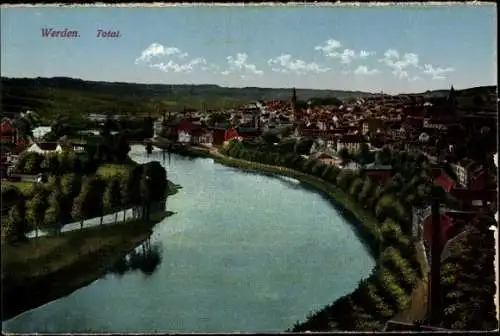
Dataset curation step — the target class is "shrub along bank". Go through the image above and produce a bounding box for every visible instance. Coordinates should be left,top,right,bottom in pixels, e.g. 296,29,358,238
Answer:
1,210,172,322
219,139,426,331
1,160,169,243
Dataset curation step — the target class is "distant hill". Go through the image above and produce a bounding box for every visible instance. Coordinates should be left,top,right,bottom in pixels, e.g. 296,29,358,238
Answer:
1,76,497,121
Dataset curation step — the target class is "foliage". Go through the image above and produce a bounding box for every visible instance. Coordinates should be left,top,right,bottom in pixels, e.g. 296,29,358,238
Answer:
223,139,425,332
2,199,28,242
440,215,498,330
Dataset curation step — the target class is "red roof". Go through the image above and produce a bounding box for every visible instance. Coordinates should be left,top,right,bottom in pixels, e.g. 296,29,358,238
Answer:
177,119,197,132
0,119,14,134
224,128,239,141
423,214,454,249
434,173,456,192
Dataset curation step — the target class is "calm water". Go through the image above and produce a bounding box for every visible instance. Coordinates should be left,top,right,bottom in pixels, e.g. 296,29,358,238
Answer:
3,146,375,333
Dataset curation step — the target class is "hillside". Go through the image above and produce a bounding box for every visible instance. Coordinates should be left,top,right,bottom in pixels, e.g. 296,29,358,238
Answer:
0,77,376,121
1,77,497,121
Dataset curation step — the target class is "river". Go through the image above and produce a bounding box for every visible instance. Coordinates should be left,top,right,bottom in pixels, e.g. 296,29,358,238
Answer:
3,145,375,333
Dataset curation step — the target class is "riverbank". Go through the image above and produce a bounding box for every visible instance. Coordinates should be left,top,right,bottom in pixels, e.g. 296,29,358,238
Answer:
154,142,430,329
1,211,172,322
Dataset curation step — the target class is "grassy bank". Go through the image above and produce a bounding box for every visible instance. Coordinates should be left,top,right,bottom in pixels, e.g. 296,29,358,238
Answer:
178,145,430,329
1,211,172,322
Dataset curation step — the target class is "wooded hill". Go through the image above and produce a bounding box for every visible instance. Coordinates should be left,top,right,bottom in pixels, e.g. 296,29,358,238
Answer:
1,76,496,121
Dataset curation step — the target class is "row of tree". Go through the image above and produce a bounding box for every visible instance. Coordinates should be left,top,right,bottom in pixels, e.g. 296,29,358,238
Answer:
440,214,497,330
221,139,425,331
1,161,168,243
14,134,131,175
223,138,497,331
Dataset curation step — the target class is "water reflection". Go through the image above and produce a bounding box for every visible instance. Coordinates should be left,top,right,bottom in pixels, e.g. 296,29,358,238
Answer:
109,238,163,277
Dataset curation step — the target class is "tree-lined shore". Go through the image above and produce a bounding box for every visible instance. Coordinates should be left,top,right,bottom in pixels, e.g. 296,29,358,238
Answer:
175,138,496,332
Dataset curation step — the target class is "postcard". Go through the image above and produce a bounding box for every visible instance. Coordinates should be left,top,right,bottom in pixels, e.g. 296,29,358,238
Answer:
1,3,498,333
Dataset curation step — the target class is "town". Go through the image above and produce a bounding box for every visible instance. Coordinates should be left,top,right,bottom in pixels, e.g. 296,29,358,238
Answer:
1,81,497,331
1,3,497,334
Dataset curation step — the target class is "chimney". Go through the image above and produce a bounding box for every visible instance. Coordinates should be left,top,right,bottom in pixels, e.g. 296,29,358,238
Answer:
429,197,443,326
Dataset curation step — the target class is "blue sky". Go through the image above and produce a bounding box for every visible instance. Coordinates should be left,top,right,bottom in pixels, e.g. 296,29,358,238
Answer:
1,4,497,94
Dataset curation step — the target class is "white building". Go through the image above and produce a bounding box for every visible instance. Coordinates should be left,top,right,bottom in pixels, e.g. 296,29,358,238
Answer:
26,142,63,154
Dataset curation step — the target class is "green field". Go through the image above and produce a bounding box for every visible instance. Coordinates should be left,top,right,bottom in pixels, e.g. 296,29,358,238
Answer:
96,163,133,178
1,180,35,194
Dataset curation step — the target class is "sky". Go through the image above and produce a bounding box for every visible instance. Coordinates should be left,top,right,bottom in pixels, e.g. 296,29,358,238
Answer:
0,4,497,94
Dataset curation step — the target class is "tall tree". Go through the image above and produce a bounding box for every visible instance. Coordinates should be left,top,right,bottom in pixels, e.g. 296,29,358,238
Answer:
26,189,48,238
103,176,123,224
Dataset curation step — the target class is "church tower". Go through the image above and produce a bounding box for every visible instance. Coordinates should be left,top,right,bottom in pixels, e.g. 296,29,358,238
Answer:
447,85,459,119
291,87,298,121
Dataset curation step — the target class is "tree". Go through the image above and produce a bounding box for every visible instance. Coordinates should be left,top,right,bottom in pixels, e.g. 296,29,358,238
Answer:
44,186,66,233
103,176,123,224
41,153,60,174
375,147,392,165
357,143,371,165
18,152,44,174
26,189,49,238
121,164,143,220
58,150,72,172
72,178,99,229
114,134,131,162
140,161,167,219
338,148,350,165
1,185,23,210
261,132,280,145
349,178,364,198
87,176,106,225
294,138,314,155
13,116,34,139
358,177,374,203
3,199,28,242
62,173,82,199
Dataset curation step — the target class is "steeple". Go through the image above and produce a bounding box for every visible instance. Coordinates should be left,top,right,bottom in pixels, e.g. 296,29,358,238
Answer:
447,85,457,105
291,87,298,122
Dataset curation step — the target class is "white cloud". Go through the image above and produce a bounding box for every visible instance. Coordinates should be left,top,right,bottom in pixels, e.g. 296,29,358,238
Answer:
315,39,376,64
379,49,421,80
149,57,207,74
354,65,380,76
267,54,330,75
135,43,188,64
359,50,376,58
222,53,264,77
314,39,342,55
422,64,455,80
135,43,213,74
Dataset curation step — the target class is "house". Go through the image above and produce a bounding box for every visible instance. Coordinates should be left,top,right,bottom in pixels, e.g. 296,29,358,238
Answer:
153,118,164,138
336,134,367,154
212,127,239,146
162,117,200,143
0,118,16,143
434,170,456,192
25,142,63,154
423,213,454,250
450,158,478,187
190,127,213,145
361,118,384,134
363,163,394,183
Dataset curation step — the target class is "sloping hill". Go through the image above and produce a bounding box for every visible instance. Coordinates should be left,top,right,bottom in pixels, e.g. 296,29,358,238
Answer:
0,77,375,120
1,77,496,121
